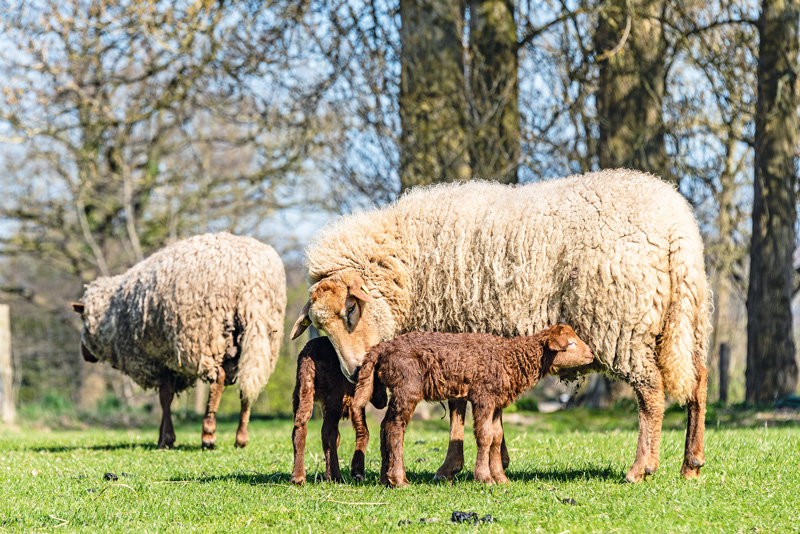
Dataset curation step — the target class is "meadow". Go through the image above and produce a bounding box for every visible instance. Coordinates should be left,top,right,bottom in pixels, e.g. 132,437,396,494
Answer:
0,405,798,533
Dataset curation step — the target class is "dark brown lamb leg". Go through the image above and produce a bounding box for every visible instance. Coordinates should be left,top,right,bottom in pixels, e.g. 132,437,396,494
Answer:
489,408,509,484
202,367,226,450
157,382,176,449
681,360,707,479
380,393,417,488
321,403,345,483
349,407,370,482
434,399,467,481
471,401,495,484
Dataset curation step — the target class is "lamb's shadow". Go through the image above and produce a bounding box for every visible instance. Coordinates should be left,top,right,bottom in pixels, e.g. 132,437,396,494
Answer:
401,465,623,484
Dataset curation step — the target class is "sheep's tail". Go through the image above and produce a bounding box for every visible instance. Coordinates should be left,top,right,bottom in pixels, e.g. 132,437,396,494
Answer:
237,314,280,405
656,223,711,403
352,349,380,413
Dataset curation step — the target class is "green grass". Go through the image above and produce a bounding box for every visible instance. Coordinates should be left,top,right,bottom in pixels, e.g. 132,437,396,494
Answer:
0,409,798,533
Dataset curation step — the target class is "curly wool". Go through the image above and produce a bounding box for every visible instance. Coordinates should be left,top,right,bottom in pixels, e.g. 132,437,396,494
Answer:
80,232,287,403
306,169,710,401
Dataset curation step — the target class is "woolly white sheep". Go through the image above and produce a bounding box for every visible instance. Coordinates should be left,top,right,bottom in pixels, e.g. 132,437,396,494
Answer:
72,232,286,449
291,169,710,483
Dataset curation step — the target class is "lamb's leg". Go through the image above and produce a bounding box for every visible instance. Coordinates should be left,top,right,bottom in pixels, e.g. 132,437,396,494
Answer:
202,367,226,450
471,401,495,484
434,399,466,481
489,408,508,484
321,404,344,483
157,382,176,449
349,407,369,482
235,392,251,448
381,394,416,488
627,370,665,483
681,360,707,479
291,397,313,485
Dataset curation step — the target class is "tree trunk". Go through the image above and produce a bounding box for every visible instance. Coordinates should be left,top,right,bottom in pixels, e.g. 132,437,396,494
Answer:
0,304,15,426
468,0,519,184
746,0,800,404
595,0,670,182
399,0,470,192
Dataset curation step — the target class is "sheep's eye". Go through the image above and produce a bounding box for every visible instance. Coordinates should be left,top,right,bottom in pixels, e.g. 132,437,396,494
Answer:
346,302,356,315
568,341,576,347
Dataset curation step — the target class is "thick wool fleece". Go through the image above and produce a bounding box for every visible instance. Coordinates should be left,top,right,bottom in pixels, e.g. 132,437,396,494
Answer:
306,170,710,401
80,232,286,403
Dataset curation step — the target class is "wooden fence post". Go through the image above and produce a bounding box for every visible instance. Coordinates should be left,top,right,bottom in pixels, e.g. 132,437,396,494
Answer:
719,342,730,406
0,304,15,426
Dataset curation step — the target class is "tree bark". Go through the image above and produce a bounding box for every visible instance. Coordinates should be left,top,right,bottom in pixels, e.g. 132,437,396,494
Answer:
595,0,670,182
399,0,470,192
746,0,800,403
468,0,519,184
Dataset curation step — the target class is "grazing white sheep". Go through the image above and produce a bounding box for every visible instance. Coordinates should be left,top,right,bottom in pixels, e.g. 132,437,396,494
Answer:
73,232,286,449
291,169,710,483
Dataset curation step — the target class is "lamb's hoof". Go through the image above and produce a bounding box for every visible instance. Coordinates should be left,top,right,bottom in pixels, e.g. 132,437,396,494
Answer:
234,440,247,449
433,466,461,482
351,473,365,483
645,465,658,476
501,459,510,469
492,475,509,485
291,476,306,486
202,439,216,450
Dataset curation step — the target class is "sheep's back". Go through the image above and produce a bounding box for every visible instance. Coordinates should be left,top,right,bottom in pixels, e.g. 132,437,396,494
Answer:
393,170,704,384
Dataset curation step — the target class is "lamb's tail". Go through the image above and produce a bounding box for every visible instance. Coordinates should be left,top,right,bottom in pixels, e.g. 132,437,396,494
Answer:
656,223,711,402
352,350,380,412
236,312,280,405
293,352,315,423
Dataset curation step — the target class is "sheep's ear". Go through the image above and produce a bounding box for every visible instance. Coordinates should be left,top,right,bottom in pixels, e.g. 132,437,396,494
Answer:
71,302,85,314
290,300,312,340
349,275,372,303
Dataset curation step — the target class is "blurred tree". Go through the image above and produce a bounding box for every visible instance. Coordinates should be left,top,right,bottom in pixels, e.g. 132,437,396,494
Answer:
746,0,799,403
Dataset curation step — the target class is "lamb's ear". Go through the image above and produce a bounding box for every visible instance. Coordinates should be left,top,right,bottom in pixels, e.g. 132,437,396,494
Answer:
349,275,372,303
546,334,569,352
71,302,85,314
290,300,312,340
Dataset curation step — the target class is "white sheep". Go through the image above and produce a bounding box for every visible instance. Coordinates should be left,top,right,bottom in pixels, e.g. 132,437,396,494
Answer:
72,232,286,449
291,169,710,483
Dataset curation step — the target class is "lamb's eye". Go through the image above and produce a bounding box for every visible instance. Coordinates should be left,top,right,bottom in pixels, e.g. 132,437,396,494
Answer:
568,341,576,347
346,302,356,314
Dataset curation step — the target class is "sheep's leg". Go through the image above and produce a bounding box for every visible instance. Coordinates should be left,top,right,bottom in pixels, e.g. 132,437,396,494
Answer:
434,399,467,481
681,361,707,479
489,408,508,484
321,404,344,483
380,394,416,488
202,368,226,450
157,382,176,449
235,392,251,448
349,407,369,482
471,401,495,484
500,413,510,469
627,372,665,483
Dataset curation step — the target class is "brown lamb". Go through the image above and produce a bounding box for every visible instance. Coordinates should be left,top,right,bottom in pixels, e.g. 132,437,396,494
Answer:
352,325,593,488
291,336,388,484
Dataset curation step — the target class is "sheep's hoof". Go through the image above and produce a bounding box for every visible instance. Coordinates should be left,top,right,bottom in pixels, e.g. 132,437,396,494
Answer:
351,473,365,483
202,438,216,450
624,470,644,483
291,475,306,486
234,440,247,449
680,458,704,479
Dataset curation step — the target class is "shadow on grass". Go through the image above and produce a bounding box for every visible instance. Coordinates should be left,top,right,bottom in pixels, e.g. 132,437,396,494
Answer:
187,464,624,488
25,442,208,453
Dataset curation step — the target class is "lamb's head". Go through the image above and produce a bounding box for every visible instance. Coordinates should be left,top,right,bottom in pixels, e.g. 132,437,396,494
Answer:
541,324,594,374
71,277,118,364
291,271,395,382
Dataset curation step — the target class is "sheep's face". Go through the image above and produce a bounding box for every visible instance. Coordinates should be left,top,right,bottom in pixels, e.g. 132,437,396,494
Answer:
71,277,117,364
291,272,393,382
543,325,594,374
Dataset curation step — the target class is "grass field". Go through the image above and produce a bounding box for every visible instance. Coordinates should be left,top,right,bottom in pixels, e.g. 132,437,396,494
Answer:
1,406,798,533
